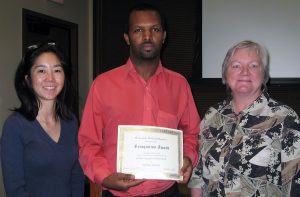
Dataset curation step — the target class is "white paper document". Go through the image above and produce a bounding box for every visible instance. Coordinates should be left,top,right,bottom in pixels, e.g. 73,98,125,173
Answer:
117,125,183,180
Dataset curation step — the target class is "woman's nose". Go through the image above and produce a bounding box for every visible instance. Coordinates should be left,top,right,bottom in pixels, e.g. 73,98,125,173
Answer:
240,66,250,75
45,72,54,81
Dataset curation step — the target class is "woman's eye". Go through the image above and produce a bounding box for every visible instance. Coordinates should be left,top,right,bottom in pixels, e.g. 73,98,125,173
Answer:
249,64,258,69
54,68,63,73
37,69,46,73
231,64,240,69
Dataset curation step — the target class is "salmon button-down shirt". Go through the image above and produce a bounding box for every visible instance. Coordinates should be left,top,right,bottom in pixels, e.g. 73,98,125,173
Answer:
78,58,200,196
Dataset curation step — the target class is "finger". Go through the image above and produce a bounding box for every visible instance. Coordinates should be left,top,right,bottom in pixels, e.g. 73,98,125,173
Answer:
180,165,193,184
125,179,145,187
122,173,135,181
180,157,192,175
115,173,135,181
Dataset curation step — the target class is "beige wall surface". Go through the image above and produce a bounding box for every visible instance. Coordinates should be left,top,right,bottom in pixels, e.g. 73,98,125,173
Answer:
0,0,93,196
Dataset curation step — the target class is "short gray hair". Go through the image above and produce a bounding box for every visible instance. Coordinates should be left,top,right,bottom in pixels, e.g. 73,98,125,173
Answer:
221,40,270,89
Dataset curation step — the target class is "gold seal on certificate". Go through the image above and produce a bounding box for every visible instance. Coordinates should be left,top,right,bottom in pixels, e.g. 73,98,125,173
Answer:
117,125,183,181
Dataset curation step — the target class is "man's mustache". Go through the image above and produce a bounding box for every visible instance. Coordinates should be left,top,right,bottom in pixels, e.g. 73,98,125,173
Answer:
142,41,153,45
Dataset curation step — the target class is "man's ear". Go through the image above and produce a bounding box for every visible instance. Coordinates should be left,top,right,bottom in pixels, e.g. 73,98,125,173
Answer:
124,33,130,45
162,31,166,44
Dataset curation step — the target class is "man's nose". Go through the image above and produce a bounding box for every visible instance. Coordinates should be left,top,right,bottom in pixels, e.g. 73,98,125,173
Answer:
143,30,152,41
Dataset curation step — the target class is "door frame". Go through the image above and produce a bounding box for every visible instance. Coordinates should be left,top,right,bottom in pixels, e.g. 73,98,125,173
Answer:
22,9,79,117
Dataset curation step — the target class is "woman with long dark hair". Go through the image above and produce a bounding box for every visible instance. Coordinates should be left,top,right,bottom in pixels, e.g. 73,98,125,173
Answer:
1,43,84,197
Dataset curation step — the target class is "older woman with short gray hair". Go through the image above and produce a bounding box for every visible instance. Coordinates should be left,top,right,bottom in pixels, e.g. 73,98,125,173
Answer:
189,40,300,196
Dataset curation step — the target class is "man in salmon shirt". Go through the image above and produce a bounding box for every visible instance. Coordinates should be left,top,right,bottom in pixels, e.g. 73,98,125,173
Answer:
78,3,200,196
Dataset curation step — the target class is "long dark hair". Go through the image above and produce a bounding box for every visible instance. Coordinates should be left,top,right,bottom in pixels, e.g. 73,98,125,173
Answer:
14,43,75,121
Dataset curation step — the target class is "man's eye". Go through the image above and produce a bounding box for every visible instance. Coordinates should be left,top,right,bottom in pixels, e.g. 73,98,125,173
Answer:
133,29,143,33
152,27,161,32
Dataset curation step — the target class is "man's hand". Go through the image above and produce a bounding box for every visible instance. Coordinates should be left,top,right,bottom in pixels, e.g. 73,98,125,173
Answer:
177,156,193,184
102,173,145,191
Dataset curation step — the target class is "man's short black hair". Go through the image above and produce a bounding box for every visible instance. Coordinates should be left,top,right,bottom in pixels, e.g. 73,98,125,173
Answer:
124,3,166,33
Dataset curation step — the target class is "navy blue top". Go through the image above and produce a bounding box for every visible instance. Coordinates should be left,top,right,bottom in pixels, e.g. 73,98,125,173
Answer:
1,112,85,197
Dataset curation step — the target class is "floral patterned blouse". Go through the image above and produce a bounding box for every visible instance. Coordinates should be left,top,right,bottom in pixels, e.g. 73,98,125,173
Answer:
189,91,300,197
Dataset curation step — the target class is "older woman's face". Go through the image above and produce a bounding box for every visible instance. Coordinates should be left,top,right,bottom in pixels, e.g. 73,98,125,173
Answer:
226,47,264,97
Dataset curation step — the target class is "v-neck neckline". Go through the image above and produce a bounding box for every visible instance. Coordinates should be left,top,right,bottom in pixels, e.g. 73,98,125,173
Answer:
35,119,63,144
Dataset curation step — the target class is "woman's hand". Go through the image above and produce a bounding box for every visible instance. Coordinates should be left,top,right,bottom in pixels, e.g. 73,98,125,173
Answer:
191,188,203,197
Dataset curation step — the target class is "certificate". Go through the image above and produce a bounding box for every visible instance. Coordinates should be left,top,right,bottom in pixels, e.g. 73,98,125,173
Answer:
117,125,183,181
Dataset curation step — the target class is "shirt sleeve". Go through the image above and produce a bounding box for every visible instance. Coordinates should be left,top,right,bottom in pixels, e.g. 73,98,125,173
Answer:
78,81,111,185
189,120,206,189
71,159,85,197
71,117,85,197
188,109,212,189
1,116,30,197
281,113,300,196
188,161,203,189
178,82,201,166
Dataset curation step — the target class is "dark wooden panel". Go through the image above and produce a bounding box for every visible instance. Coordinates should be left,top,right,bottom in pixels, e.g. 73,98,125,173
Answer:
191,83,226,117
268,84,300,115
93,0,197,79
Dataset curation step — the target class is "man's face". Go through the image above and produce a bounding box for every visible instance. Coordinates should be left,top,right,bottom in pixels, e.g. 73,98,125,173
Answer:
124,10,166,61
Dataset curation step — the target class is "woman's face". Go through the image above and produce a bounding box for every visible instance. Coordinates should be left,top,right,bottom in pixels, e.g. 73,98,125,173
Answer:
29,52,65,104
226,47,264,98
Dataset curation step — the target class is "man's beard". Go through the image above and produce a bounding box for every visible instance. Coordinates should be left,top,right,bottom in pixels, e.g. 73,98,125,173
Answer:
139,50,160,60
133,44,161,61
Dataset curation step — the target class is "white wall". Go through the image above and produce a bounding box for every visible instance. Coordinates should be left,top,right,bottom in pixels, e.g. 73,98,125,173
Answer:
0,0,93,196
203,0,300,79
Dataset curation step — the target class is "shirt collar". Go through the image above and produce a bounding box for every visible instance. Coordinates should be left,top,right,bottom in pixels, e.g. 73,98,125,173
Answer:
227,90,270,116
124,58,164,80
